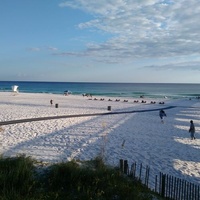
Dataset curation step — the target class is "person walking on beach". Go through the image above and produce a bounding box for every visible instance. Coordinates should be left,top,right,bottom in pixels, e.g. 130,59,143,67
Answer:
159,109,166,123
189,120,195,140
50,99,53,106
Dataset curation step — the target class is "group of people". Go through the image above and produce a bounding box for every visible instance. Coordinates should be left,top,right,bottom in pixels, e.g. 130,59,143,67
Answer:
159,109,196,140
49,99,196,140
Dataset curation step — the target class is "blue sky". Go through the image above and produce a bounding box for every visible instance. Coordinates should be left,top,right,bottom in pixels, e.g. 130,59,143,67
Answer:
1,0,200,83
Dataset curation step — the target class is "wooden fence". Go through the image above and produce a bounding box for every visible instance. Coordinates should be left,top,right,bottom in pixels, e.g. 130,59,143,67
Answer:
119,159,200,200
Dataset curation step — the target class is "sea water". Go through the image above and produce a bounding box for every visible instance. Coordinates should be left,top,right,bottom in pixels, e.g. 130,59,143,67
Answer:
0,81,200,99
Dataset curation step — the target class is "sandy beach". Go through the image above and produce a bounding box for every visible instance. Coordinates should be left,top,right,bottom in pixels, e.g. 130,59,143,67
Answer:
0,92,200,187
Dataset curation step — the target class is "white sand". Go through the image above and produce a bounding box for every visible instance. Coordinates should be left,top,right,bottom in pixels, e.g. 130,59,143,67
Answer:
0,92,200,187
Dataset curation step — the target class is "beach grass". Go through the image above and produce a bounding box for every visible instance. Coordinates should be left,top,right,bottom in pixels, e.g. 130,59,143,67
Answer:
0,155,165,200
0,155,35,199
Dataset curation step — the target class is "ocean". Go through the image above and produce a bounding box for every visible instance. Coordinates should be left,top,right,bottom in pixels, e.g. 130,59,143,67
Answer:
0,81,200,99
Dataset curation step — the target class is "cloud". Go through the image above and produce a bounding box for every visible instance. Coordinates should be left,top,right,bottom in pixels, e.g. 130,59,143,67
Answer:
27,47,41,52
143,61,200,71
27,46,58,52
59,0,200,64
47,46,58,51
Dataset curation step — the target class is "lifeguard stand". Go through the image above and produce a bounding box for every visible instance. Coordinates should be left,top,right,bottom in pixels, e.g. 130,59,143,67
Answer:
11,85,19,95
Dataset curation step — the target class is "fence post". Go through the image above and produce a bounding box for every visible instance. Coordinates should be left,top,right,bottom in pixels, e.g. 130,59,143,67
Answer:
124,160,128,175
130,162,136,178
170,175,173,199
155,175,158,192
161,173,166,198
165,174,168,198
139,163,142,181
120,159,124,173
173,177,177,199
145,166,150,187
178,178,181,200
184,180,187,200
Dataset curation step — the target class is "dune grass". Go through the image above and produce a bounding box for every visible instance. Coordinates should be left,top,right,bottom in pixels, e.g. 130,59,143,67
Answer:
0,155,164,200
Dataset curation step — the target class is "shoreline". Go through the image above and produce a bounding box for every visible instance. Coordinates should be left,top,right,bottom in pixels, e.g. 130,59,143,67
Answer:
1,81,200,99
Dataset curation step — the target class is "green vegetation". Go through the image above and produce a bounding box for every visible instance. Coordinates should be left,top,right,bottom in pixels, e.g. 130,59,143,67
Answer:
0,155,164,200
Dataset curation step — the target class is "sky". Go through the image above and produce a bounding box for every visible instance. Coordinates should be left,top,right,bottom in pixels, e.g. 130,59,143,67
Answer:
1,0,200,83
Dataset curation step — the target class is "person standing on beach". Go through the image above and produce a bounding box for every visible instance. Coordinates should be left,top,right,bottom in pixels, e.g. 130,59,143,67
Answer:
159,109,166,123
189,120,195,140
50,99,53,106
